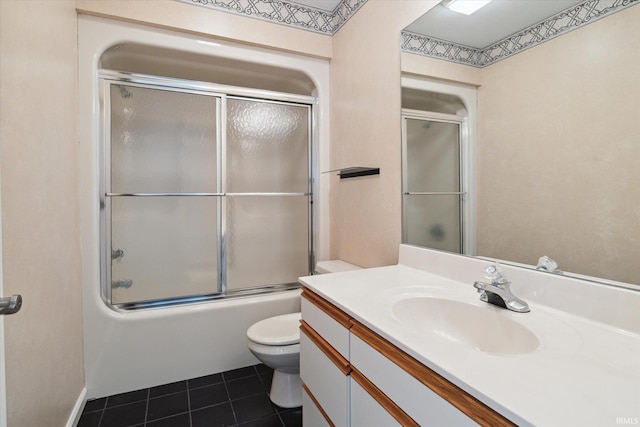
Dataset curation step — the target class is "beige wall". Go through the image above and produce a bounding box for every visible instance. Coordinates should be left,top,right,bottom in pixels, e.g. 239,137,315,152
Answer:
477,5,640,284
329,1,437,267
401,51,481,87
0,1,84,426
75,0,332,59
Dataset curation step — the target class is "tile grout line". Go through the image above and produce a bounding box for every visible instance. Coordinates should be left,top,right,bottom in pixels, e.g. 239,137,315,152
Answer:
83,365,298,427
186,381,193,427
143,388,150,426
221,372,239,426
97,397,107,427
253,365,287,426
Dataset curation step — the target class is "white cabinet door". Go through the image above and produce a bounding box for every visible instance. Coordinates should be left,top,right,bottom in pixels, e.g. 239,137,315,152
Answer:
350,334,477,426
302,387,332,427
300,332,350,427
350,379,401,427
301,294,350,358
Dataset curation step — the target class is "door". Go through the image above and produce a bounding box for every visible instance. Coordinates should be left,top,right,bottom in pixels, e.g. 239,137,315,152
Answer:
0,154,22,427
1,154,6,427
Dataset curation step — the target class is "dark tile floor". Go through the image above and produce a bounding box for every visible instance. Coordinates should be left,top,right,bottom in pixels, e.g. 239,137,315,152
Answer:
78,364,302,427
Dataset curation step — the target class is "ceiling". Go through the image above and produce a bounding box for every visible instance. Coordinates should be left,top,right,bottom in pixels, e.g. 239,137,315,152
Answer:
404,0,584,49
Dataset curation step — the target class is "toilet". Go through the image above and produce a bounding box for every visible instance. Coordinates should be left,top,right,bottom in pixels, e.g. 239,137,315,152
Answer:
246,260,362,408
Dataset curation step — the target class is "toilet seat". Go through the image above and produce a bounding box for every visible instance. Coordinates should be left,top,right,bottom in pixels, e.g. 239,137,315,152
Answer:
247,312,301,346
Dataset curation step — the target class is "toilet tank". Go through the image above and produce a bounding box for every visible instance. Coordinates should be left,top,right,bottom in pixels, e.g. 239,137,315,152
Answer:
314,260,362,274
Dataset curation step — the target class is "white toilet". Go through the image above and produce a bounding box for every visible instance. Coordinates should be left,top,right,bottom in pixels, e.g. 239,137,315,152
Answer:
246,260,362,408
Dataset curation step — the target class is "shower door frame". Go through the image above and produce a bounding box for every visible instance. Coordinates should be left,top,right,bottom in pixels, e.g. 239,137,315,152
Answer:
401,108,470,254
99,70,315,309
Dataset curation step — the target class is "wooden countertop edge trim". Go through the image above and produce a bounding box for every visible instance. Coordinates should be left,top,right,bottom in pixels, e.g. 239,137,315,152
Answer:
350,320,516,427
301,288,351,328
300,320,351,375
302,383,335,427
350,367,420,427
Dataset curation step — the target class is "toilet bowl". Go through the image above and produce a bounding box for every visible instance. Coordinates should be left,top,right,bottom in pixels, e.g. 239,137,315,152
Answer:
247,260,362,408
247,312,302,408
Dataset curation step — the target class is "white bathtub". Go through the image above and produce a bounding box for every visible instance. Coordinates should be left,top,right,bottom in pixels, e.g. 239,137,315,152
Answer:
83,289,301,398
78,16,329,399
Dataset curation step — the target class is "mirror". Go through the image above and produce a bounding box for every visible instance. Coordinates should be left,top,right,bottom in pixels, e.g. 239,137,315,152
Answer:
401,0,640,288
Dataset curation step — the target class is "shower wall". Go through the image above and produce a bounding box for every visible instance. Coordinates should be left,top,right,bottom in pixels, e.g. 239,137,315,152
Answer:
79,16,330,398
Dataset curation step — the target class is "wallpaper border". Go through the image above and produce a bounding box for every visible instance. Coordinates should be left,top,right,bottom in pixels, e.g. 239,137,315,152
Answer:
401,0,639,68
176,0,367,35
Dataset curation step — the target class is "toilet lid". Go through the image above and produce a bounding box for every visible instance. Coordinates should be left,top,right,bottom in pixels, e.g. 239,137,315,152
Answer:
247,312,301,346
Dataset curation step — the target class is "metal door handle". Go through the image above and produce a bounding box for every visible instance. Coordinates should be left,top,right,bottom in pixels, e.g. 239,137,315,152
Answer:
0,294,22,315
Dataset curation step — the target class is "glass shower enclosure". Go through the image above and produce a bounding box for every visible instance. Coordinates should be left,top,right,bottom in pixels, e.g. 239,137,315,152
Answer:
102,73,313,308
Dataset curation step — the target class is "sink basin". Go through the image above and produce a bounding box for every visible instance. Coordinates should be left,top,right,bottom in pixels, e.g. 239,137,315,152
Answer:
392,297,539,355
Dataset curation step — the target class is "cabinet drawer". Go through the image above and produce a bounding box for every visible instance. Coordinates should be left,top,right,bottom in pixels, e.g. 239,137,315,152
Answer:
300,331,349,427
302,385,332,427
350,331,477,426
301,289,350,359
350,374,403,427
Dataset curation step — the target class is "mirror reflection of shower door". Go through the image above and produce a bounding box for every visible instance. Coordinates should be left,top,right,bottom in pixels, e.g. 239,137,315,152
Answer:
402,113,464,253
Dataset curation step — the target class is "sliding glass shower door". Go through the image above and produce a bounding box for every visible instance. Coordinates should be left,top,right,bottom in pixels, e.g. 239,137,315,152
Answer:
108,84,221,305
225,98,311,292
103,78,312,308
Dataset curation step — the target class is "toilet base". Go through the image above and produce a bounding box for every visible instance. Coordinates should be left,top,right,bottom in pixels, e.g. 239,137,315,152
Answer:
269,370,302,408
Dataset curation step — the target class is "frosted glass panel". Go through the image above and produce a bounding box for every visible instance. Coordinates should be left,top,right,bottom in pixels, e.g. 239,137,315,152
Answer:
403,195,461,253
226,196,309,291
110,84,218,193
227,98,309,193
406,119,460,193
110,197,219,305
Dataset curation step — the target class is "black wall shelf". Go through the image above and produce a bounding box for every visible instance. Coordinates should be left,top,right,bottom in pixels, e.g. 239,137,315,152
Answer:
323,167,380,180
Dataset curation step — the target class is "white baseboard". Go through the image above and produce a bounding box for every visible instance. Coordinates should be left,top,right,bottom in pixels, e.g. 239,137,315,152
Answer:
66,387,87,427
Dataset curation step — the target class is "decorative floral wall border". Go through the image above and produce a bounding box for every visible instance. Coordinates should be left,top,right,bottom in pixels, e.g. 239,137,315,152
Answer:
176,0,367,35
401,0,639,68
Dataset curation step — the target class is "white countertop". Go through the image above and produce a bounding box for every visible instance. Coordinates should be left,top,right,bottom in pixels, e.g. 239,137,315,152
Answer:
299,251,640,426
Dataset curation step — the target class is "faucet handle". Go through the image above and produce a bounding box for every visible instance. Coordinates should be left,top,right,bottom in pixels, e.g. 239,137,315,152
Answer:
536,255,562,274
485,263,508,284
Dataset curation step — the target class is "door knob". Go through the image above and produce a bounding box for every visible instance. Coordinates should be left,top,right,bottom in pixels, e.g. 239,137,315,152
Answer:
0,294,22,315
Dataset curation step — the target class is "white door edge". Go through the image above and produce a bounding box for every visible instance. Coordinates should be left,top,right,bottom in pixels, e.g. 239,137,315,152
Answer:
0,145,7,427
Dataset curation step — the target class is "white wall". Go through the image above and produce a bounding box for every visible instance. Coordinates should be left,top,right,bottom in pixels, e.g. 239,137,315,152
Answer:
78,16,331,398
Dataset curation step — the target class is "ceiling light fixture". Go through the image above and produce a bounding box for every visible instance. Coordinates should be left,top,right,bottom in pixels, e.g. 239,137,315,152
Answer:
442,0,492,15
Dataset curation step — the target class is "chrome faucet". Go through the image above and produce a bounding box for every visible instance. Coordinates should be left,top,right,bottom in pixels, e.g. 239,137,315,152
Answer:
473,263,530,313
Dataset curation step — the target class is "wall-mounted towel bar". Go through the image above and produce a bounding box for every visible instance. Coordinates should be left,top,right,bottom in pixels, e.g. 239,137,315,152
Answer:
322,167,380,179
403,192,466,196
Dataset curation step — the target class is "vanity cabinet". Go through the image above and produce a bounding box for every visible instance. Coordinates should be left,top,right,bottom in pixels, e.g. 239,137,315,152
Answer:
301,288,516,427
349,376,402,427
350,324,476,426
300,289,351,426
